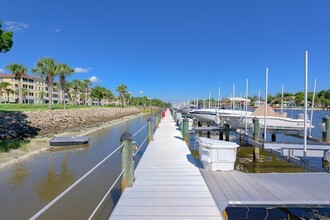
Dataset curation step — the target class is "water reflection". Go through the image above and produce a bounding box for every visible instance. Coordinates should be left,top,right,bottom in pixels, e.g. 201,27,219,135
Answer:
35,153,75,202
8,163,29,189
235,146,306,173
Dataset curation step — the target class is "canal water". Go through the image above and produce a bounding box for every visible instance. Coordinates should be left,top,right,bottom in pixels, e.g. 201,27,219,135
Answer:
0,114,154,220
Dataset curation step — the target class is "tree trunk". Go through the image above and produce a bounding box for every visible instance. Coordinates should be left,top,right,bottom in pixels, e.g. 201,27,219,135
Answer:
48,83,53,110
18,79,23,104
63,89,66,109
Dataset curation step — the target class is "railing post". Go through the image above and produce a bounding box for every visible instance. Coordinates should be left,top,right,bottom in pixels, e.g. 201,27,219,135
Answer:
322,115,330,143
148,117,154,142
183,116,189,145
120,131,134,191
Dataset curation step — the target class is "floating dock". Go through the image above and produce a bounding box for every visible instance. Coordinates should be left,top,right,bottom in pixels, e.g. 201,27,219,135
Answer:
49,136,89,146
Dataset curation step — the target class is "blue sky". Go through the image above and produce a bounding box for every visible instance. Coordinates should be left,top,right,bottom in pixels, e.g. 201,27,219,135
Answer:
1,0,330,102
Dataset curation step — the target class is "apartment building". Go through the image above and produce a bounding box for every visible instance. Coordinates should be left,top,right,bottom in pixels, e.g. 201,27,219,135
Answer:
0,73,65,104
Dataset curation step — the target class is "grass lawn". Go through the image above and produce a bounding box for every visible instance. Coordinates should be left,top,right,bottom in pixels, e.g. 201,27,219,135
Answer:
0,103,116,112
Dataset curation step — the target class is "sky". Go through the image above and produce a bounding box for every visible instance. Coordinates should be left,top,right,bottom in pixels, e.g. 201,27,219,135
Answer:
1,0,330,102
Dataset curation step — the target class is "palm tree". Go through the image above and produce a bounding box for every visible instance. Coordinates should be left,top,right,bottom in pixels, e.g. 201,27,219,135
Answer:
6,63,27,104
71,79,82,105
0,81,11,103
116,84,127,108
82,79,92,105
39,91,45,104
5,87,14,103
57,64,74,109
32,58,58,109
22,88,28,104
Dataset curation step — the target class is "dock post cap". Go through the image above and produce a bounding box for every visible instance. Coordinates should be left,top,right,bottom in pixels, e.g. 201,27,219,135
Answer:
121,131,133,141
323,115,330,120
183,116,189,122
147,117,153,122
252,117,259,122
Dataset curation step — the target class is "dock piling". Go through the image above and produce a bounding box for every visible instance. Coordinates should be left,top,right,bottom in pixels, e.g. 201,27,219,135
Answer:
224,124,230,141
120,131,134,191
183,116,189,145
253,117,260,142
148,117,154,142
252,117,260,162
322,116,330,143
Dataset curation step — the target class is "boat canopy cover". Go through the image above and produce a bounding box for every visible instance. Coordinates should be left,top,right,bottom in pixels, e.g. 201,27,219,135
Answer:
250,104,287,117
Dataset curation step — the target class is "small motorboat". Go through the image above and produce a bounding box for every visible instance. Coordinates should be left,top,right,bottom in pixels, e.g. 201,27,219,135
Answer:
49,136,89,146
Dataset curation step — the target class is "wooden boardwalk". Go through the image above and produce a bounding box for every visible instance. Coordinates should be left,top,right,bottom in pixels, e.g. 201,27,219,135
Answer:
201,169,330,212
110,110,222,220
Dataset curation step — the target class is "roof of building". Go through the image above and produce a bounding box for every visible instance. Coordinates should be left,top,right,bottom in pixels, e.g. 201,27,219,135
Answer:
0,73,45,81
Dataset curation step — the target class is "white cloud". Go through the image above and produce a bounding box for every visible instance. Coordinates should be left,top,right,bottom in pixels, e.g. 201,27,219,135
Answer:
89,76,100,83
74,67,90,73
0,69,5,73
137,90,144,94
3,21,29,32
52,28,60,33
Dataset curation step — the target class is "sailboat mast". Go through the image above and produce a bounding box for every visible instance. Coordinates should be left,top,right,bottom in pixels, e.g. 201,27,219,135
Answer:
309,79,317,137
264,68,268,142
233,83,235,113
281,85,284,113
303,51,308,158
245,79,249,134
217,86,221,109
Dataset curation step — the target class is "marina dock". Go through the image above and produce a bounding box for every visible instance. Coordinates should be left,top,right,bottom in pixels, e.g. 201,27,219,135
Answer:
110,110,222,219
110,110,330,219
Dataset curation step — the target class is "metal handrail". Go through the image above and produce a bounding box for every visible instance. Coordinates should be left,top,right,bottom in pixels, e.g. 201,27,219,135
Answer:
132,123,148,137
88,169,125,220
134,134,149,156
29,143,125,220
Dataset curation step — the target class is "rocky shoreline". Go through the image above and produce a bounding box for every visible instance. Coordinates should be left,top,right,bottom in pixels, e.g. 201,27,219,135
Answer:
0,108,141,140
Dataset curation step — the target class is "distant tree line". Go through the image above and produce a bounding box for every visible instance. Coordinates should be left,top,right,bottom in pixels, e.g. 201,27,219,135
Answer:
0,58,169,109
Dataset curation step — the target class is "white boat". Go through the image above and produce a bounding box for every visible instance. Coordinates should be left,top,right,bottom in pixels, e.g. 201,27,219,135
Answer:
189,108,252,124
221,104,313,130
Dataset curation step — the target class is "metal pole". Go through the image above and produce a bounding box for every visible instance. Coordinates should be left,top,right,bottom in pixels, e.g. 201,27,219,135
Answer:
203,94,205,109
258,89,260,106
232,83,235,113
209,90,211,109
304,51,308,158
309,79,317,137
281,85,284,113
245,79,248,135
217,86,221,109
264,67,268,142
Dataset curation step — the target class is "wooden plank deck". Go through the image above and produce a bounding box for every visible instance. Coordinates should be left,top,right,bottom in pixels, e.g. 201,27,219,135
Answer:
110,110,223,220
201,169,330,210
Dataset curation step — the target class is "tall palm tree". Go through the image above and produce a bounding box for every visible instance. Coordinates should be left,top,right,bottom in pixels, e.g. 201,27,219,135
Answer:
71,79,82,105
32,58,58,109
82,79,92,105
57,64,74,109
0,81,11,103
6,63,27,104
116,84,127,108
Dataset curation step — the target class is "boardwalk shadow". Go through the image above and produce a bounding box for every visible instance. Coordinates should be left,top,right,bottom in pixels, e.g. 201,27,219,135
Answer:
173,136,183,141
186,154,203,168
